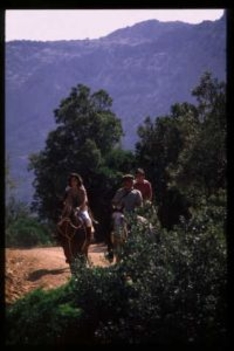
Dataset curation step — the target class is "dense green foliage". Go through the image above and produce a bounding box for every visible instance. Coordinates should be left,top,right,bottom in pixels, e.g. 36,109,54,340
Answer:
6,72,227,345
5,196,52,248
5,157,53,247
6,198,227,345
28,84,122,220
135,72,226,206
28,72,226,235
28,84,135,240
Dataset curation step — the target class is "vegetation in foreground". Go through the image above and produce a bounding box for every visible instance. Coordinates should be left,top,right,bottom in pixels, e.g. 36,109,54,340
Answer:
6,191,227,345
5,71,227,345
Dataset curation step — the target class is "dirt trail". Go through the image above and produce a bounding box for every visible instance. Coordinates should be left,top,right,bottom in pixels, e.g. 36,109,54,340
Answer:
5,243,110,306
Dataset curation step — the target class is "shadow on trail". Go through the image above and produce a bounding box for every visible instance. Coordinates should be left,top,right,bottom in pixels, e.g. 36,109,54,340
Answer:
27,268,70,281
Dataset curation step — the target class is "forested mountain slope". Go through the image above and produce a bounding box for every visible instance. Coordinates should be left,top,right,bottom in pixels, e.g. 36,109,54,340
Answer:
5,14,226,202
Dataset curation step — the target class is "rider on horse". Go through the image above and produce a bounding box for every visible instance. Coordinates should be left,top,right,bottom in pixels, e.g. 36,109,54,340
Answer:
59,172,94,242
112,174,143,214
109,174,143,262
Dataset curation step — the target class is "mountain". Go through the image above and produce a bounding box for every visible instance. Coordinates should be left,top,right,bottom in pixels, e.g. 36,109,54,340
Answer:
5,15,226,203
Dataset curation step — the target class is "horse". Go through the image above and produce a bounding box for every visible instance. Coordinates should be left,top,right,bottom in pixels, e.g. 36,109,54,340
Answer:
56,206,91,271
110,209,129,263
109,208,154,263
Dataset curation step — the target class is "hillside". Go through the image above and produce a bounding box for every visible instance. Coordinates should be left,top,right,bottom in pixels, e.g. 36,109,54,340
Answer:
5,15,226,202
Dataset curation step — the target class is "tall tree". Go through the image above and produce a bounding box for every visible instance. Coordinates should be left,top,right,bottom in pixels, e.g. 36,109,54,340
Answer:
135,112,186,204
170,72,226,199
28,84,125,224
135,72,226,229
135,72,226,205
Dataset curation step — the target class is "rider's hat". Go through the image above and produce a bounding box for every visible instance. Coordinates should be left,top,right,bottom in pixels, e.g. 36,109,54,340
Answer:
122,174,134,181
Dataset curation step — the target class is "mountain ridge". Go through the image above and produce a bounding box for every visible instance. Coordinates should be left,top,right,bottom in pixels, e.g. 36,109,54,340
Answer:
5,15,226,202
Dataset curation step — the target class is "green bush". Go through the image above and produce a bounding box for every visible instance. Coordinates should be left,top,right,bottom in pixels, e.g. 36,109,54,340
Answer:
6,286,87,345
6,217,52,247
5,202,227,345
93,205,227,345
5,197,53,247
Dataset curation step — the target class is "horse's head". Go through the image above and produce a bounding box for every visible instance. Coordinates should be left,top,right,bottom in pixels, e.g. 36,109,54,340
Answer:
112,211,125,226
70,208,84,228
111,210,128,263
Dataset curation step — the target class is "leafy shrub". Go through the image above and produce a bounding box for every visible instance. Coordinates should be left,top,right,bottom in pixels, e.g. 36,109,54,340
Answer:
5,197,53,247
95,204,227,345
5,202,227,345
6,286,87,345
6,217,52,247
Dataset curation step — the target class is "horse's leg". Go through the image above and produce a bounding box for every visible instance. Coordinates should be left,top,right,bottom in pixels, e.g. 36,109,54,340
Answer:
68,238,82,274
111,234,121,264
67,226,88,269
57,221,73,264
61,225,78,269
81,226,93,266
56,225,71,264
59,237,72,264
106,238,114,262
115,237,123,264
79,238,89,266
107,230,114,258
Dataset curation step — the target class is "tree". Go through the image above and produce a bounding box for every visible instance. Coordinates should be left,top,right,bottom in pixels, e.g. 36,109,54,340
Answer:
135,72,226,228
28,84,126,226
136,72,226,202
135,112,186,204
169,72,226,199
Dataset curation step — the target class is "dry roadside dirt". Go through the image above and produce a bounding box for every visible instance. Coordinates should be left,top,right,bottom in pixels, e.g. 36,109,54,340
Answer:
5,243,111,306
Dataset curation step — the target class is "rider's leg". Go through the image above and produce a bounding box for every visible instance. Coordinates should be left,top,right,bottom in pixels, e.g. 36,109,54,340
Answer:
86,226,92,242
88,207,99,225
80,225,92,267
81,210,95,243
79,212,94,262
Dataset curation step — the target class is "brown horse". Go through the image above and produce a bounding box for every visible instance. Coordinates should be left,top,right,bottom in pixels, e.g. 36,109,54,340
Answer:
56,208,91,271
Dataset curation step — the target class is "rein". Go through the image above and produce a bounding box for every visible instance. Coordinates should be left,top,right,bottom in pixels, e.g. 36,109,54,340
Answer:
57,216,88,260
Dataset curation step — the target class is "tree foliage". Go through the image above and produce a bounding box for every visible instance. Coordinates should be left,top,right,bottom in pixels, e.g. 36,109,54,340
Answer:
170,72,226,198
135,71,226,211
28,72,226,234
6,72,227,345
28,84,135,240
5,195,52,248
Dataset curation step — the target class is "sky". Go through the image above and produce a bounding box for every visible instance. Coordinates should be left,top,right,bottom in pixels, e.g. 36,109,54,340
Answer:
5,9,224,42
